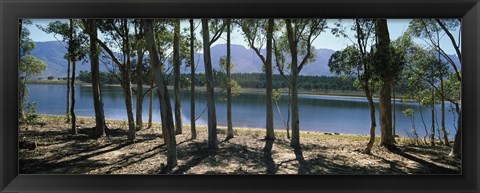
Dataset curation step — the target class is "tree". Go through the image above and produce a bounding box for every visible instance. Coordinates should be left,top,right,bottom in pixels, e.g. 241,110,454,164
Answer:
188,19,197,139
173,19,183,135
143,19,178,170
328,19,378,154
371,19,406,150
202,19,226,150
19,55,47,122
67,19,88,135
225,19,234,139
132,19,146,131
84,19,107,138
284,19,327,148
85,19,136,141
408,19,461,156
238,19,275,143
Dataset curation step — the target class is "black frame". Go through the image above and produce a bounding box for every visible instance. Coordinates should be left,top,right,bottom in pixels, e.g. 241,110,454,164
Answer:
1,0,479,192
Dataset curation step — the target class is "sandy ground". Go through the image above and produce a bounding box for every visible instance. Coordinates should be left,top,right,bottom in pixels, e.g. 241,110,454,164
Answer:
19,115,461,175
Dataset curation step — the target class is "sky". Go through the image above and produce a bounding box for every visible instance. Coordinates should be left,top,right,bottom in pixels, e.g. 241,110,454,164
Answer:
26,19,460,55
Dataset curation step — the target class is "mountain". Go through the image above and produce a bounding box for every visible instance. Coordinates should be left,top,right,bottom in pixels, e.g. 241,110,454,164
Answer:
30,41,460,78
31,41,337,78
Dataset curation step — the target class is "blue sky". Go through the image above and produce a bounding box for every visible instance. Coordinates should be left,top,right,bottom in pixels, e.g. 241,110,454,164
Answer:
26,19,460,55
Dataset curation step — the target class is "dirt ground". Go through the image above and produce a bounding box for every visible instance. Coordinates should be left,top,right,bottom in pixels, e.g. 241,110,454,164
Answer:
19,115,461,174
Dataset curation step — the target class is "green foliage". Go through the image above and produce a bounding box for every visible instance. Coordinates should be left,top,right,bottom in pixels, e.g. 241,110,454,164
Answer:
402,108,415,117
23,101,39,124
272,89,282,102
19,55,48,78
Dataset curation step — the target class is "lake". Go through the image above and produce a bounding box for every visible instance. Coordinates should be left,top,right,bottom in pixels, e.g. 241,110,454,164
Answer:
26,83,458,139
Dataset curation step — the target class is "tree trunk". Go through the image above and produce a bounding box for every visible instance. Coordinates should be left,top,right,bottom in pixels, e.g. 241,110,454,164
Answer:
189,19,196,139
19,19,25,122
285,19,300,149
173,19,183,135
136,50,144,131
124,20,136,142
430,89,435,146
375,19,395,150
66,55,71,123
202,19,218,150
87,19,106,138
69,19,77,135
440,76,449,146
287,87,291,139
363,87,376,154
148,80,154,129
226,19,234,139
265,19,275,141
379,81,395,149
144,19,177,169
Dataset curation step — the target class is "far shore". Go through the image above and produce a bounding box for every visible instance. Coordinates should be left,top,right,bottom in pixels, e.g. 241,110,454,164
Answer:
26,79,385,99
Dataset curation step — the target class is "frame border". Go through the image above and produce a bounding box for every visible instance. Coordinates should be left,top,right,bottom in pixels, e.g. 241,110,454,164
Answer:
1,0,479,192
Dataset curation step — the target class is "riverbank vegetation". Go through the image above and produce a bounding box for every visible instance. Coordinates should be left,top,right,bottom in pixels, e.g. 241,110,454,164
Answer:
19,18,461,174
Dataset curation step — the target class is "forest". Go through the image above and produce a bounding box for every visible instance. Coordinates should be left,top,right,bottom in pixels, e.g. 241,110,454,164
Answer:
19,19,462,174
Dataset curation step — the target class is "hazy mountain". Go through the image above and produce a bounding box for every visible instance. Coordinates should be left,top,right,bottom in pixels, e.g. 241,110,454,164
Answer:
31,41,460,78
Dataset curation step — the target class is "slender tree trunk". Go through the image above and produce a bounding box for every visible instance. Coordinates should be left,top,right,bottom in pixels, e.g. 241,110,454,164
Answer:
136,50,144,131
144,19,177,169
419,103,428,145
265,19,275,141
363,87,376,154
202,19,218,150
69,19,77,135
148,80,154,129
285,19,300,149
173,19,183,135
66,56,71,123
440,76,449,146
189,19,197,139
430,89,435,146
287,87,291,139
88,19,106,138
226,19,234,139
124,20,136,142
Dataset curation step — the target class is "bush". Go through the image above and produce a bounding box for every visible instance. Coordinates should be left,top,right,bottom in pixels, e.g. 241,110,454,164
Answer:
23,101,39,124
47,76,54,80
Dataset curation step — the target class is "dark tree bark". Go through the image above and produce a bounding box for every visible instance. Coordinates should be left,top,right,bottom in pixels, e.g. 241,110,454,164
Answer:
123,19,136,142
69,19,77,135
430,88,435,146
87,19,106,138
173,19,183,135
265,19,275,141
144,19,177,169
189,19,197,139
147,79,154,129
136,49,144,131
440,74,449,146
376,19,395,149
226,19,234,139
66,52,71,123
202,19,218,150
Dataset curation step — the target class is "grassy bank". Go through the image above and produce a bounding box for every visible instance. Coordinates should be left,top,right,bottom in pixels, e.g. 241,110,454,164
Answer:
19,114,460,174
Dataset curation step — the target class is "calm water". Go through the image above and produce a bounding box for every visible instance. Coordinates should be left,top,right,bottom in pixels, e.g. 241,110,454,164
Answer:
27,84,458,139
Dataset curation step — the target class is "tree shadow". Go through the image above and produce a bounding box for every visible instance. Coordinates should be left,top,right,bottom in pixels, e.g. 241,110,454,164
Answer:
389,148,459,174
171,141,212,174
263,139,276,174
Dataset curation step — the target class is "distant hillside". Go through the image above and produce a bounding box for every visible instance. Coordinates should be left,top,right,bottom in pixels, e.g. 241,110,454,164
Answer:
30,41,460,78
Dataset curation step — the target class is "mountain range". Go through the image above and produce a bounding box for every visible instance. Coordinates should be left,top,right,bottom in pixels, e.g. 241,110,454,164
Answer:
30,41,336,78
31,41,460,78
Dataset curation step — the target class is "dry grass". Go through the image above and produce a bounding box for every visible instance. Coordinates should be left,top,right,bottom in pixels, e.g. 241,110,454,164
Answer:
19,115,461,175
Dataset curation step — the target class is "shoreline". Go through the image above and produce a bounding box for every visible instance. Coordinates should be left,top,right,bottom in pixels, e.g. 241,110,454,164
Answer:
35,113,390,139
